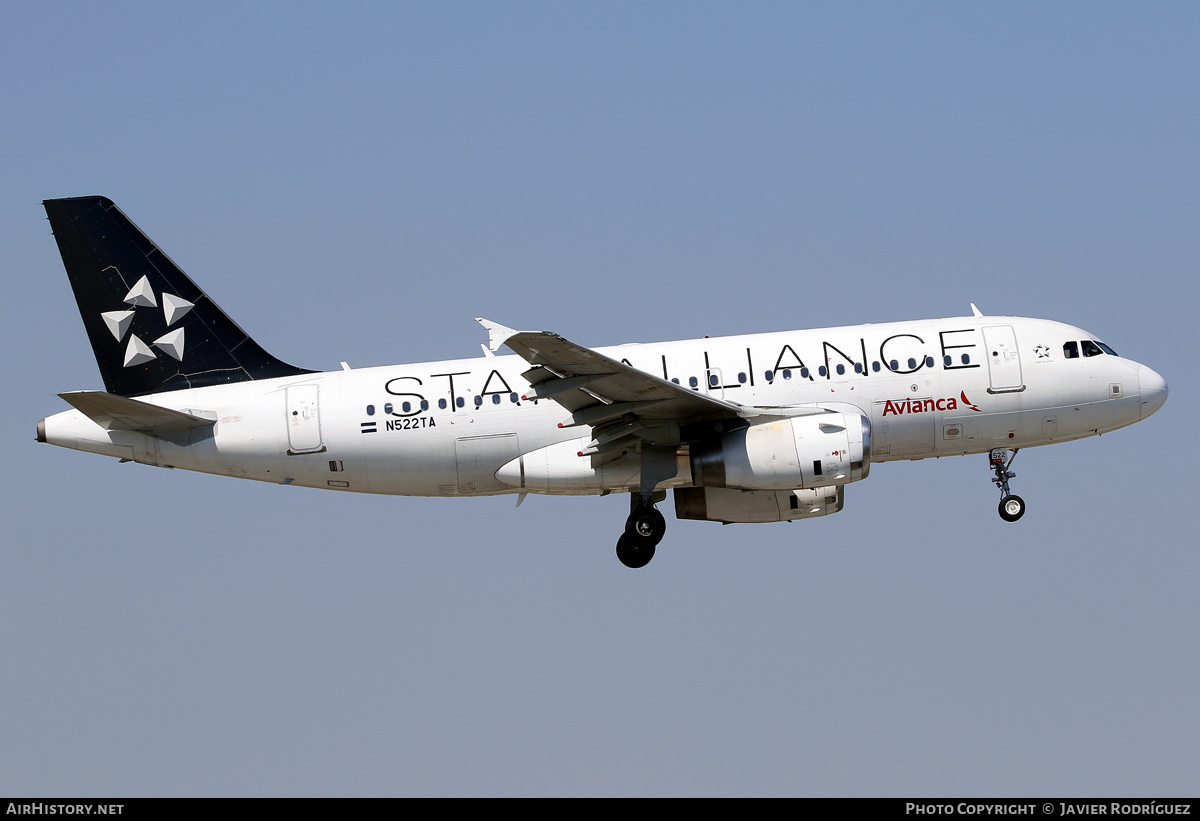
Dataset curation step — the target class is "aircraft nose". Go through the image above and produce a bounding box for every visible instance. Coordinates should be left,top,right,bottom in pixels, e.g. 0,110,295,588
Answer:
1138,364,1168,419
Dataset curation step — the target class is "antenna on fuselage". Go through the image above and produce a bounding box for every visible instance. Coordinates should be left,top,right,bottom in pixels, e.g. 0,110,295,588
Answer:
970,303,983,317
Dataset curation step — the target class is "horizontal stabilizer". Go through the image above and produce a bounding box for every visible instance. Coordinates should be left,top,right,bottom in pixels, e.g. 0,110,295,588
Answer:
58,390,216,433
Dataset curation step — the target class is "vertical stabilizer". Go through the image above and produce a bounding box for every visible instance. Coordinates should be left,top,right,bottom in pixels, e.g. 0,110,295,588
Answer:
44,196,312,396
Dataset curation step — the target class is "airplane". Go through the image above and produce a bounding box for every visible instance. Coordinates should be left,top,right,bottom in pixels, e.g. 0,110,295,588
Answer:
36,196,1169,568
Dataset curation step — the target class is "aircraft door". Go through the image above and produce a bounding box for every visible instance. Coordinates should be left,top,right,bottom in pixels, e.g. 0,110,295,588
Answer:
286,384,325,454
982,325,1024,393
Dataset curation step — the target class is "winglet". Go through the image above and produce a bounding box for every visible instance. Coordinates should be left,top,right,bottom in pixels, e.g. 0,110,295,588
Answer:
970,302,983,317
475,318,519,352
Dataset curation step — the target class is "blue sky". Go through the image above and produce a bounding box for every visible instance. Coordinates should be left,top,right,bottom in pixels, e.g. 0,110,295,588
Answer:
2,2,1197,796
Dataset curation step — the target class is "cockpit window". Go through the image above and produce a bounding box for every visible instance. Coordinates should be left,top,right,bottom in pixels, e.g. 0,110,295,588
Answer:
1063,341,1079,359
1096,341,1119,357
1082,340,1104,357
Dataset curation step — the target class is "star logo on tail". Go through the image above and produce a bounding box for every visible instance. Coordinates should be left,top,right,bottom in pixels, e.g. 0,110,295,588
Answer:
99,274,195,367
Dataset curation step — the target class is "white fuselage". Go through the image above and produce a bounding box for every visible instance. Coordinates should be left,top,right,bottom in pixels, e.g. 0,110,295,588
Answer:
40,315,1167,498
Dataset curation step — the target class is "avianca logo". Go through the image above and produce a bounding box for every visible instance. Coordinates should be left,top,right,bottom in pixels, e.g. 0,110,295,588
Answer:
882,391,981,416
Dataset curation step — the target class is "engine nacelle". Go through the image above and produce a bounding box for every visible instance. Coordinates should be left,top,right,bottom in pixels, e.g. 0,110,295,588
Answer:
690,412,870,491
674,485,843,523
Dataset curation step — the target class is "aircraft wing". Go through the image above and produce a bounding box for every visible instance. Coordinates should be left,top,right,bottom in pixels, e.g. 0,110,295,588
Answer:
492,325,758,455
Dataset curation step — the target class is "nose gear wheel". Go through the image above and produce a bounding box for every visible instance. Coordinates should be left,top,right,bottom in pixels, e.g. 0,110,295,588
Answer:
999,494,1026,522
989,448,1025,522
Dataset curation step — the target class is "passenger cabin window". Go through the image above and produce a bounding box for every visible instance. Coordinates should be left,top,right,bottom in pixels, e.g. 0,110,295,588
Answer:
438,399,448,409
366,404,375,416
1082,340,1104,358
1063,341,1079,359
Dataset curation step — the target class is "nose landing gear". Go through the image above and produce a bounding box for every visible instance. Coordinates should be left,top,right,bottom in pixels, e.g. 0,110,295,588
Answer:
989,447,1025,522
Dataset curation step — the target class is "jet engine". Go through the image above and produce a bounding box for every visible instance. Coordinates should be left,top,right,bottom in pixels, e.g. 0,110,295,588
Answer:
689,412,870,491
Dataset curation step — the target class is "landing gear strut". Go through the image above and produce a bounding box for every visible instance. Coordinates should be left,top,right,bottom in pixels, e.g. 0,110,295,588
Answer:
616,493,667,568
989,447,1025,522
615,446,677,568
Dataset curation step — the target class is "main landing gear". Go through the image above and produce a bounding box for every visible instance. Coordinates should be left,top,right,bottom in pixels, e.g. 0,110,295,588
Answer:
989,447,1026,522
616,494,667,569
616,446,676,568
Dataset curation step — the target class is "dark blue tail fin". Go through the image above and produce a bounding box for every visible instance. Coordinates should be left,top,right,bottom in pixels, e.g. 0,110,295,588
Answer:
45,196,312,397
